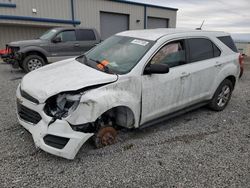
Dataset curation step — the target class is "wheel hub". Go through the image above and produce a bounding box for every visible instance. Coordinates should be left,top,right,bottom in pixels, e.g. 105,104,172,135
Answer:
217,85,230,107
28,59,43,71
95,127,117,148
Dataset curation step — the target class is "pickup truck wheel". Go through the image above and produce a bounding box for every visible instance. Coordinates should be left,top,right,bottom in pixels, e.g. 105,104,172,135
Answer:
94,126,117,148
22,55,45,73
209,79,233,111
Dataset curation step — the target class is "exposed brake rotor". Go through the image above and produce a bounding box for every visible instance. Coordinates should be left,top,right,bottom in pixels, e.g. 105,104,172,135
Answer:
94,126,117,148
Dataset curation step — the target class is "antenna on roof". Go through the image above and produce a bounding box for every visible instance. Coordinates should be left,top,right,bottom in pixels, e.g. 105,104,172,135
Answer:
196,20,205,30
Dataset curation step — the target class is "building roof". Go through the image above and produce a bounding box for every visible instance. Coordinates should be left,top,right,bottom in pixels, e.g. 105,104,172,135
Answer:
117,28,228,41
112,0,178,11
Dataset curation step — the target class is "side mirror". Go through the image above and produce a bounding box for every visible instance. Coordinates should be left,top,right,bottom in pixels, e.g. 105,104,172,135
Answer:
52,36,62,43
144,64,169,75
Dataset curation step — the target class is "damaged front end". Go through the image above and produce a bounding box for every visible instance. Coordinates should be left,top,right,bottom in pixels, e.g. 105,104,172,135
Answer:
44,92,82,120
2,45,22,68
44,91,97,133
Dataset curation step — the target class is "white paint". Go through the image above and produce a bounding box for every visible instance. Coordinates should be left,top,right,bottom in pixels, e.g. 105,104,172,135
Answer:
16,29,240,159
117,28,228,41
21,58,118,103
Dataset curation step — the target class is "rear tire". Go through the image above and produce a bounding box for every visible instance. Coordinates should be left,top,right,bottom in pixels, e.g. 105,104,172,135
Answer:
208,79,233,111
22,55,45,73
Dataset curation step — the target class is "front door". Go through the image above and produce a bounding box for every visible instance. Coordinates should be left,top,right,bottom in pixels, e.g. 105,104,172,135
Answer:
49,30,80,61
141,39,190,124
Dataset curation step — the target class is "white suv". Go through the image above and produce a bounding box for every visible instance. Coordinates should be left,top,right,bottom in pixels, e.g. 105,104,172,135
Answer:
16,29,240,159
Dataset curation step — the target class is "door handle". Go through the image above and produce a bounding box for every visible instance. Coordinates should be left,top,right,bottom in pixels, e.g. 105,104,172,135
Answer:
214,61,222,67
74,43,80,47
180,72,190,78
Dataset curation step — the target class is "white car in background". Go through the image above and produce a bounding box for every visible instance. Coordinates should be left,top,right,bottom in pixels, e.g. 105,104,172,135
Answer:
16,29,240,159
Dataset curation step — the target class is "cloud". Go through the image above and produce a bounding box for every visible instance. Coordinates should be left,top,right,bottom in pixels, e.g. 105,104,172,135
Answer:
125,0,250,33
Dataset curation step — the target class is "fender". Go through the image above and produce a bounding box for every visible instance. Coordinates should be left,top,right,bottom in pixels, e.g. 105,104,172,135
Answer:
19,46,49,57
66,76,142,128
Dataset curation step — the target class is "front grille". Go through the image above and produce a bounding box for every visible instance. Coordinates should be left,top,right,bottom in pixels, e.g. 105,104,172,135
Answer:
43,135,69,149
17,101,42,124
20,89,39,104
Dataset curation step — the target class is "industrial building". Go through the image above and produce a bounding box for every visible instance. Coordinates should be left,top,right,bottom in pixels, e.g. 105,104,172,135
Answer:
0,0,178,48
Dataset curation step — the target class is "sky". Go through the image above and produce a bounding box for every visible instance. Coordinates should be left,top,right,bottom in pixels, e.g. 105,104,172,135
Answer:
125,0,250,34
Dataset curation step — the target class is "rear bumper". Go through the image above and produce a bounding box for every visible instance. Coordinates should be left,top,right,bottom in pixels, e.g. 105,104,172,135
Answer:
16,86,93,159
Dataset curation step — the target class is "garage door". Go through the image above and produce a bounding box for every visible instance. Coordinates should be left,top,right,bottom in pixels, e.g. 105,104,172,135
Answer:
0,25,51,49
147,17,169,29
100,12,129,40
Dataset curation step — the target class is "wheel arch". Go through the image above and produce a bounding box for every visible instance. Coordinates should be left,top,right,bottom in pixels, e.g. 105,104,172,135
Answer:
97,105,136,129
23,50,48,64
225,75,236,89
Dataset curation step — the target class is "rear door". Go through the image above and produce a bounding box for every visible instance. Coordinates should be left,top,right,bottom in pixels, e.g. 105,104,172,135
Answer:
181,37,222,105
75,29,99,54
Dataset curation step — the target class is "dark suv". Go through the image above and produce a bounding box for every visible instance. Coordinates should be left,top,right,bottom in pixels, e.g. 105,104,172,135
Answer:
4,27,101,72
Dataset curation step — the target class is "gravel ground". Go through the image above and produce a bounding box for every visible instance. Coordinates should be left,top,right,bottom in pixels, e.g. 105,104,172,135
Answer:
0,62,249,188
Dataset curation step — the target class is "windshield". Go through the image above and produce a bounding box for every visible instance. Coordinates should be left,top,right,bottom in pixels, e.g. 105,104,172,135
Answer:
81,36,154,74
39,29,58,40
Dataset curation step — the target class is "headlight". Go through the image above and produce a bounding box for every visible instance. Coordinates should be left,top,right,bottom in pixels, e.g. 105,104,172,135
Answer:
44,93,82,118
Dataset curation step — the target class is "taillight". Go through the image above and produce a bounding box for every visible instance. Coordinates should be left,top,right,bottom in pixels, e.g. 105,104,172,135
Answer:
239,54,244,66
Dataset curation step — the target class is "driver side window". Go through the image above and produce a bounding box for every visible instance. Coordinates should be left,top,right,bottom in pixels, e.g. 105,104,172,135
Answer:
56,30,76,42
150,40,186,68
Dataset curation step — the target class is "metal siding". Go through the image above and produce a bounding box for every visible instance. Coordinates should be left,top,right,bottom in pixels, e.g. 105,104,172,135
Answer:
0,0,178,48
75,0,144,33
0,0,72,26
0,25,51,48
100,12,129,40
146,7,177,28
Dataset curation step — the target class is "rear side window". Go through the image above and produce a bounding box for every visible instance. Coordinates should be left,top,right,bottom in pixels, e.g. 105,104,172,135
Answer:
76,29,96,41
217,36,238,52
188,38,221,62
188,38,214,62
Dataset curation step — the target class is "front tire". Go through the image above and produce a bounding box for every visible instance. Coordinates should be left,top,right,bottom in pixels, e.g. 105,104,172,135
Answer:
209,79,233,111
22,55,45,73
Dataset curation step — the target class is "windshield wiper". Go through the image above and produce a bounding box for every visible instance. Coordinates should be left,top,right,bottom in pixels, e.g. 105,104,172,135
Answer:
89,58,113,74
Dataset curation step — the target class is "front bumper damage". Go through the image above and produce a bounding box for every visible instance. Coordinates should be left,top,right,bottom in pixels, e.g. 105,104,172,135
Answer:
16,86,93,159
2,45,22,68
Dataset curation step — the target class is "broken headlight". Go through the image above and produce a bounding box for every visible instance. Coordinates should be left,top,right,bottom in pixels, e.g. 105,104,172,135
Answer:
44,93,82,119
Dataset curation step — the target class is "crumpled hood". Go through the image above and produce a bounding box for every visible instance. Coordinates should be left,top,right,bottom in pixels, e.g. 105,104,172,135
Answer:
20,58,118,103
8,39,46,47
